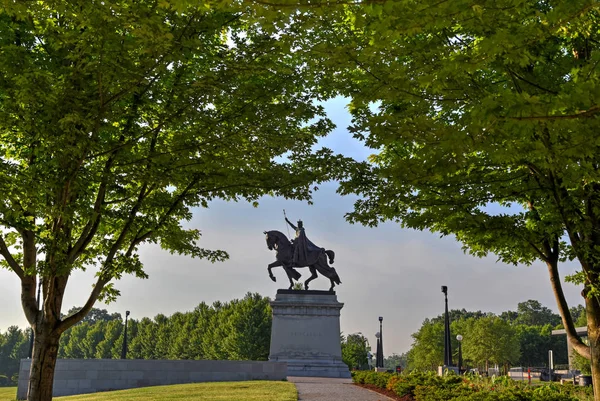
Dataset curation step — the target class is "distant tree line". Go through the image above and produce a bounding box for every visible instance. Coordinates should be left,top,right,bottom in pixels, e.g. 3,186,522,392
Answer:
0,326,30,386
1,297,582,386
0,292,271,386
407,300,587,373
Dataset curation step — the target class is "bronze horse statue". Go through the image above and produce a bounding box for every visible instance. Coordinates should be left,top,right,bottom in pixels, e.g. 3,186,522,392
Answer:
264,230,341,291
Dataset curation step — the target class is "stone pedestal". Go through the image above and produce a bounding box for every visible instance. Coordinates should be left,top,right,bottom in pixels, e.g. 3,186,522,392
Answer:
269,289,350,378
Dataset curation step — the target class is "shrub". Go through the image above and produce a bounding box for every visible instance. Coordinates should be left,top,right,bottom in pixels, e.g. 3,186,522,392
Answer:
389,376,417,397
351,370,593,401
531,384,578,401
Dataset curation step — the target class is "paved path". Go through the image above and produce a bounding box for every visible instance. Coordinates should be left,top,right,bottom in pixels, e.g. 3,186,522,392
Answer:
288,376,394,401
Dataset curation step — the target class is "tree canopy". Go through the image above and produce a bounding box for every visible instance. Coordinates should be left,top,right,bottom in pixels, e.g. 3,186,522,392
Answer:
313,0,600,385
0,2,349,399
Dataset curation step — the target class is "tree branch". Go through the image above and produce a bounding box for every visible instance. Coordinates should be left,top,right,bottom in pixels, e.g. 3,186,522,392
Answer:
546,257,590,359
508,68,558,95
0,235,24,279
509,105,600,120
125,176,203,256
104,183,152,267
57,276,110,334
68,154,115,263
248,0,384,6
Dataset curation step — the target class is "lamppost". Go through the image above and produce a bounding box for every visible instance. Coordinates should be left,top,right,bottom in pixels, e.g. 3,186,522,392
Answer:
456,335,463,373
378,316,384,368
121,311,130,359
375,331,381,368
442,286,453,367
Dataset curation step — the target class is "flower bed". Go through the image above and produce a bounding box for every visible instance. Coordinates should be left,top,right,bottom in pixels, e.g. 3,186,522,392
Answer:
351,371,594,401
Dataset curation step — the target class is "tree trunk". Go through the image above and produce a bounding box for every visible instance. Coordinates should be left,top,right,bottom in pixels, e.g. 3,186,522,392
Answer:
27,329,60,401
546,260,591,358
586,295,600,401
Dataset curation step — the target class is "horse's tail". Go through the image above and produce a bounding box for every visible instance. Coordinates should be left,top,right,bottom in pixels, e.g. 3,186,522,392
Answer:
330,267,341,285
325,250,335,264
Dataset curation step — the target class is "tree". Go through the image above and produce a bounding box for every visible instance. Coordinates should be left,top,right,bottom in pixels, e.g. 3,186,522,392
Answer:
384,353,407,371
515,300,561,327
341,333,370,370
513,323,567,367
406,318,444,371
128,318,158,360
0,326,28,386
570,305,587,327
462,317,520,372
221,293,272,361
63,307,121,325
0,2,347,400
323,0,600,394
94,320,122,359
429,309,489,325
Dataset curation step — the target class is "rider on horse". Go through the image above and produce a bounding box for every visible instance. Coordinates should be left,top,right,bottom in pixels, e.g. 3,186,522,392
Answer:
285,218,324,267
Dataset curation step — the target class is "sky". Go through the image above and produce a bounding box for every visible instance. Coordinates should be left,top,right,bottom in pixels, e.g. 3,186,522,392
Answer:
0,97,585,356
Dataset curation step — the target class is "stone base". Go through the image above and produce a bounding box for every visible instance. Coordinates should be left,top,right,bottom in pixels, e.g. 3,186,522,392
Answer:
285,358,351,378
269,289,351,379
16,359,286,399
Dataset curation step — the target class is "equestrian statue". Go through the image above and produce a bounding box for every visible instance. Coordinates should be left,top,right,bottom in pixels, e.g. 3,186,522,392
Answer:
264,214,341,291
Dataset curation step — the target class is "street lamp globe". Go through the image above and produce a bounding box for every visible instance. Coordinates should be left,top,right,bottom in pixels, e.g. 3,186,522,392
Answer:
456,334,464,373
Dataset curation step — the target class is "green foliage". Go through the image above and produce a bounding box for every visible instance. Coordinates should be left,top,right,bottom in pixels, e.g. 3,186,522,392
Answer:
57,292,272,362
463,316,521,369
341,332,370,370
351,370,393,387
515,301,562,327
0,3,355,395
326,0,600,372
63,308,122,325
573,348,593,374
0,0,350,361
351,371,591,401
333,0,600,289
384,352,407,370
570,305,588,327
407,318,444,370
220,293,272,361
0,326,28,387
407,300,568,372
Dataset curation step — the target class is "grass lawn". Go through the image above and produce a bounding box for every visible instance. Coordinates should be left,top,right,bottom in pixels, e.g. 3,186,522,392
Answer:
50,381,297,401
0,382,296,401
0,387,16,401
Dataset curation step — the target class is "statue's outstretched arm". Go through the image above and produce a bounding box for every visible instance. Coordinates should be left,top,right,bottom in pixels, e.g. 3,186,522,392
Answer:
285,217,297,231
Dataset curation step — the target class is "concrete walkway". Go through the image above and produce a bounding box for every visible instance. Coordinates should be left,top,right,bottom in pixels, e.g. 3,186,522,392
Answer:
288,376,395,401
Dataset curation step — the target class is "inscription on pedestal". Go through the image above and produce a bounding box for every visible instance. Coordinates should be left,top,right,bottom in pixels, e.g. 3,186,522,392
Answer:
291,331,323,337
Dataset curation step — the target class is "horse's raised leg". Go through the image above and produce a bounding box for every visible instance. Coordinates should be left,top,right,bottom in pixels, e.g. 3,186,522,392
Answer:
268,267,276,282
268,261,283,282
304,266,318,290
